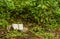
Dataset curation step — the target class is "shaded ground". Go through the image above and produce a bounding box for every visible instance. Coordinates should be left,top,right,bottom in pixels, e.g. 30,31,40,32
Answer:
0,27,8,38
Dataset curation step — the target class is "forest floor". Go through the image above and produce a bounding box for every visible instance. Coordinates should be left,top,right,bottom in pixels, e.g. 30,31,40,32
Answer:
0,23,60,39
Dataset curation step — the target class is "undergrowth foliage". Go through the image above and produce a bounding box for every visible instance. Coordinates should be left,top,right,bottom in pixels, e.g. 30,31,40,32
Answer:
0,0,60,30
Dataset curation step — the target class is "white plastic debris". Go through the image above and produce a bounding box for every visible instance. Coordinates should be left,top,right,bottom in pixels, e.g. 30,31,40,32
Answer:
18,24,23,30
10,24,28,32
12,24,18,30
12,24,24,30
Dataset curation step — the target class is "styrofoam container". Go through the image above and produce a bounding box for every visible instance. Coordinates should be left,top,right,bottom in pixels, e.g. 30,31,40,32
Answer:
18,24,23,30
12,24,18,30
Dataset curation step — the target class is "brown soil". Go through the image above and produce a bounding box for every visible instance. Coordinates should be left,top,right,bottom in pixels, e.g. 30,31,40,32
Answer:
0,27,8,38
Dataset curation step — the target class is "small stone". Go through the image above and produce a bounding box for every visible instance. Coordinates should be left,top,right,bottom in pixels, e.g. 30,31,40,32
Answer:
21,27,28,32
7,25,12,31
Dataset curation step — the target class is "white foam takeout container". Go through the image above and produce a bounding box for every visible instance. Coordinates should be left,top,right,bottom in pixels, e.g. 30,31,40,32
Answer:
18,24,23,30
12,24,23,30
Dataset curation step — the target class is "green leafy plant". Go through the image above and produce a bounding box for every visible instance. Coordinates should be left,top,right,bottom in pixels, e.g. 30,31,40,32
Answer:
0,19,8,28
0,0,60,39
30,27,44,36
